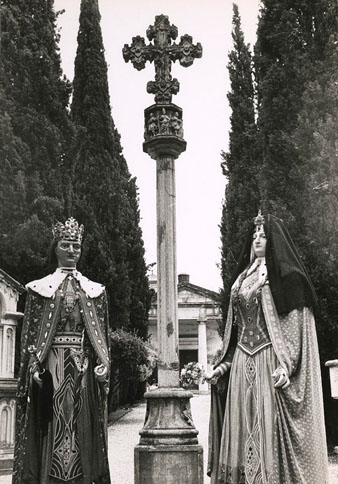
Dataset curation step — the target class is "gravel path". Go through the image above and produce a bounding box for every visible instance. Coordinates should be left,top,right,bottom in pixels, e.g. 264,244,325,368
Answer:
1,393,337,483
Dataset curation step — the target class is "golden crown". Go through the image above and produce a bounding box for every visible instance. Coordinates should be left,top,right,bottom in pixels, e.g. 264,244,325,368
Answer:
52,217,84,243
254,210,265,227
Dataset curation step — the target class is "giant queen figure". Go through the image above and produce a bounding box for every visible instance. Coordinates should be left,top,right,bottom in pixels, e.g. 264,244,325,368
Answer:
206,212,328,483
12,217,111,484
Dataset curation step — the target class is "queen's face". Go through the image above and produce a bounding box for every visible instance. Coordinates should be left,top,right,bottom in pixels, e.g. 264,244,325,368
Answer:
252,227,267,258
55,239,81,269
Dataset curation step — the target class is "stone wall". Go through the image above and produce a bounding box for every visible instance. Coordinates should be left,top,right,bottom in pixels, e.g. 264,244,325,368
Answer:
0,270,24,474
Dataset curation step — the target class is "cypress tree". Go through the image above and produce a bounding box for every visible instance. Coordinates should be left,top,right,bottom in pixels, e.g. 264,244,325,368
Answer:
255,1,309,229
0,0,75,284
71,0,151,337
254,0,337,225
254,0,326,238
255,0,338,444
125,177,152,339
292,6,338,446
219,4,258,334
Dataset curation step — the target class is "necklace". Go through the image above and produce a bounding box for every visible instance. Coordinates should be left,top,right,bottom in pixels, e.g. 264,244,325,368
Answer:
59,276,79,313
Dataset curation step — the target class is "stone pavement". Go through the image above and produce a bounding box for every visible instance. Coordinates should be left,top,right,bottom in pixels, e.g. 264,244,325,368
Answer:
1,393,338,483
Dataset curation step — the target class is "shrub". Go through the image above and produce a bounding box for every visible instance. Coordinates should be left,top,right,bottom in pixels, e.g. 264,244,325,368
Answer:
110,329,158,398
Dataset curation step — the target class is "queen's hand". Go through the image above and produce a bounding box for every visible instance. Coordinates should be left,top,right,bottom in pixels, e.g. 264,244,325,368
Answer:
204,363,230,385
204,369,219,385
272,366,290,389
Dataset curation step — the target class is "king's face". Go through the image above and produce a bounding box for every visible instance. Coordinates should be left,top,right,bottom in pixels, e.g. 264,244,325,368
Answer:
55,239,81,269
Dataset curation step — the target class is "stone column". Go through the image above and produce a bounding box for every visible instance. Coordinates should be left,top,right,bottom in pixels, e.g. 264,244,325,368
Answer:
0,283,24,475
198,311,208,393
134,130,203,484
0,315,21,474
156,155,179,387
325,359,338,399
1,320,16,378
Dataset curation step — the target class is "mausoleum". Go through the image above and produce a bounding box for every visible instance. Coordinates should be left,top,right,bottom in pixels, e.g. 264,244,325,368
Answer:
148,273,222,391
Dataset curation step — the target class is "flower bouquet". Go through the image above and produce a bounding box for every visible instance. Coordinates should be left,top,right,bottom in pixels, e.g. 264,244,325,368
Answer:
180,362,205,388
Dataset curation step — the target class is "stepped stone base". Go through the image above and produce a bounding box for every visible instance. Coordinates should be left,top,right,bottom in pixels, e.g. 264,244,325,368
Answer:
135,444,203,484
134,387,204,483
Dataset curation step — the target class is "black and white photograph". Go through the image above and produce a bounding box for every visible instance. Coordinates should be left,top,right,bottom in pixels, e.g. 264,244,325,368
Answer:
1,0,338,483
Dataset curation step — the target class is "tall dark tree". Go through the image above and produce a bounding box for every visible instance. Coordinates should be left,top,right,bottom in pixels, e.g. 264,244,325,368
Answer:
0,0,75,284
71,0,151,337
292,12,338,446
219,4,258,334
255,0,338,444
125,178,152,338
254,0,317,232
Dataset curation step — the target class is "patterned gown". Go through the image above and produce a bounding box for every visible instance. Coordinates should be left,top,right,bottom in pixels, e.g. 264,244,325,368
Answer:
218,264,277,483
13,270,111,484
208,261,328,484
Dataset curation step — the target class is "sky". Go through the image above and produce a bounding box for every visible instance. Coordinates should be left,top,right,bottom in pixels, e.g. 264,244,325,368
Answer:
54,0,260,292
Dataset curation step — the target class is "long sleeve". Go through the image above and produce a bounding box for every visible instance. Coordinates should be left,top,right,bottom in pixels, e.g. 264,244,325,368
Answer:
277,309,304,377
213,295,237,368
261,284,313,378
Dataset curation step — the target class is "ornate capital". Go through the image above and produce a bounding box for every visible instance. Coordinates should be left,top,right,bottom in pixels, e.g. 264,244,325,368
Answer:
143,104,186,159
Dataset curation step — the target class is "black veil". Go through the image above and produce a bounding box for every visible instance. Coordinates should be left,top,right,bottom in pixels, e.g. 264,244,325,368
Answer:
228,214,318,316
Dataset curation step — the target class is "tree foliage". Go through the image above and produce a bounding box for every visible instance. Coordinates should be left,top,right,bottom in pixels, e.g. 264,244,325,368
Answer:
70,0,151,338
219,4,258,334
292,21,338,446
254,0,315,229
254,0,338,445
221,1,338,443
0,0,75,284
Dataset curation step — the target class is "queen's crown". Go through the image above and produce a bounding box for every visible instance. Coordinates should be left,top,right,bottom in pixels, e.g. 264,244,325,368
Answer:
254,210,265,227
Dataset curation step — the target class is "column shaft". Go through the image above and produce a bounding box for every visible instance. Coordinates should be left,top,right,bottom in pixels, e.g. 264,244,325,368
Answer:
198,321,208,392
156,155,179,387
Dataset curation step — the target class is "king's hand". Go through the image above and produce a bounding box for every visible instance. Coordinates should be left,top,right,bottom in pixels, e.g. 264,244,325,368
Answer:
32,371,43,388
94,364,108,382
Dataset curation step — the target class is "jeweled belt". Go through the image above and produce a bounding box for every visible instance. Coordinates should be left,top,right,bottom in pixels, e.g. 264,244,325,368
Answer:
52,332,82,348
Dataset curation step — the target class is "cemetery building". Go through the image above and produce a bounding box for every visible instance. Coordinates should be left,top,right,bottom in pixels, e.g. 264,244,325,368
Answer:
148,273,222,392
0,269,24,474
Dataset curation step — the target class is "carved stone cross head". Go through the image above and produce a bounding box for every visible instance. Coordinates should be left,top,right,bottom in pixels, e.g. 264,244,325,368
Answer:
123,15,202,104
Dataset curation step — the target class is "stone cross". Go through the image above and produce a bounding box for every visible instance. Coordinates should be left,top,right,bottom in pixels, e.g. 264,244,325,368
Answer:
123,17,203,483
123,14,202,104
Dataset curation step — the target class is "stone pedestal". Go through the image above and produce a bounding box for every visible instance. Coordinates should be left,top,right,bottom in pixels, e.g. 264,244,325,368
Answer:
135,445,203,484
135,388,203,483
325,359,338,399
